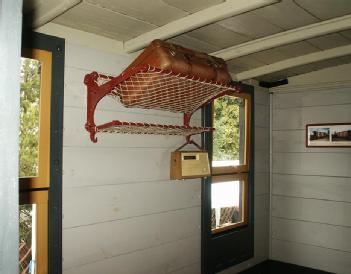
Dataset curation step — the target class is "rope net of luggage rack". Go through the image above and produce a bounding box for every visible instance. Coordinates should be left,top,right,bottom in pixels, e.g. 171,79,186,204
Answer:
84,65,240,143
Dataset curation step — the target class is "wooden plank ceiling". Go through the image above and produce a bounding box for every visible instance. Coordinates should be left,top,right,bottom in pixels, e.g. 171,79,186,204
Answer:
41,0,351,81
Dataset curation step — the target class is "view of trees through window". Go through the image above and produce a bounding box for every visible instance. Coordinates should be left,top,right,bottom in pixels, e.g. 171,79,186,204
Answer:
19,204,34,274
19,57,41,178
19,57,41,273
213,95,243,166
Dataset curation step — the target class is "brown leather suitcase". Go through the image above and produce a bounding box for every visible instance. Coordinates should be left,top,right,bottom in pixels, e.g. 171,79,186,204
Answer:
126,39,231,83
119,39,232,107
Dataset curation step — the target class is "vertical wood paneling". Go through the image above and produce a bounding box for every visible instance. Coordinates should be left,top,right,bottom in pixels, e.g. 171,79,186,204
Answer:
272,80,351,274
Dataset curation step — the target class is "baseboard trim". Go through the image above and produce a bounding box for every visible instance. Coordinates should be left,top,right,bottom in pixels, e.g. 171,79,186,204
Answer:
239,260,334,274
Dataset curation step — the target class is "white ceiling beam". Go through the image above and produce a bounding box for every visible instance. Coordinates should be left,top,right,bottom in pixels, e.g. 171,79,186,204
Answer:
234,44,351,81
124,0,278,53
213,14,351,61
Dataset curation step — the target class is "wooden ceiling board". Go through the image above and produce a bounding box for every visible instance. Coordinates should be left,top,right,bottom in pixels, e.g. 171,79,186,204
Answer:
167,35,221,53
247,48,288,64
307,33,351,50
294,0,351,20
340,29,351,40
218,12,284,39
186,24,251,49
273,41,319,58
257,55,351,81
226,55,266,73
84,0,188,26
252,0,319,30
162,0,224,13
53,2,156,40
244,41,319,66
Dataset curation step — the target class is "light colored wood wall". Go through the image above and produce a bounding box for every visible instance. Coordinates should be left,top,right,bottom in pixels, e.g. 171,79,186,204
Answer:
271,68,351,273
62,42,202,274
60,40,270,273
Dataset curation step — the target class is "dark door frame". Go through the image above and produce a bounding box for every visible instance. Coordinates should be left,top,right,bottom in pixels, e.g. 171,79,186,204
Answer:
21,31,65,274
201,83,255,274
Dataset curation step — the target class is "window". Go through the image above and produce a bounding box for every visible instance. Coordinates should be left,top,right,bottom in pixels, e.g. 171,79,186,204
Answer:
19,191,48,274
20,50,51,190
19,49,51,274
19,32,64,274
211,93,251,234
211,174,248,234
212,93,251,174
201,86,254,274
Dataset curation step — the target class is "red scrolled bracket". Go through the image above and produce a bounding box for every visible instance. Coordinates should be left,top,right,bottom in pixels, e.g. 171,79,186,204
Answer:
183,113,194,144
84,72,105,143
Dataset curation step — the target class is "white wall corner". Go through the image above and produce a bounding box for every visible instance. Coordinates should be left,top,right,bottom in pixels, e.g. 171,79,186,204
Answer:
36,23,125,55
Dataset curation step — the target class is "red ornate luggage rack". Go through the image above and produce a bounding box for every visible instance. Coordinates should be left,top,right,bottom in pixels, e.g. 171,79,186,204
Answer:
84,65,240,142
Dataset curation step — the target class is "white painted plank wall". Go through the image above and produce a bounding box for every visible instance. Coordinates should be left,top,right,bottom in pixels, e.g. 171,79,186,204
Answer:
62,42,202,274
219,86,271,274
271,79,351,274
60,40,270,273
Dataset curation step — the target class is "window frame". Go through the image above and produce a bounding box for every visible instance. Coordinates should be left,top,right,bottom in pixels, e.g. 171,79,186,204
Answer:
211,173,249,235
19,190,49,274
21,31,64,274
19,48,52,190
211,92,252,175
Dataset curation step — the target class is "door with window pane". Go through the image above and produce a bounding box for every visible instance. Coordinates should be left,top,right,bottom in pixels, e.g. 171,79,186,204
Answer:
202,86,254,274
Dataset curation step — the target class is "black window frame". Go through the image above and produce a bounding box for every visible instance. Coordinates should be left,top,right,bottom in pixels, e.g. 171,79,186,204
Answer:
201,83,254,274
21,30,65,274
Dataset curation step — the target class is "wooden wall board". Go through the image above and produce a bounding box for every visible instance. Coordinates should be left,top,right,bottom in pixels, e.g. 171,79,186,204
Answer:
273,104,351,130
63,180,201,228
272,195,351,227
272,217,351,252
271,239,351,274
273,174,351,202
273,152,351,177
273,87,351,109
63,235,200,274
63,207,200,269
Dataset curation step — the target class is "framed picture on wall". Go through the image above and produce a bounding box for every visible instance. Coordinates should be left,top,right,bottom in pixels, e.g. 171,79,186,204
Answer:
306,123,351,147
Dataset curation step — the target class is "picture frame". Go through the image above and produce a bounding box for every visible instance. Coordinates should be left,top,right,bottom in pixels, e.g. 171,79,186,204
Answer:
306,123,351,147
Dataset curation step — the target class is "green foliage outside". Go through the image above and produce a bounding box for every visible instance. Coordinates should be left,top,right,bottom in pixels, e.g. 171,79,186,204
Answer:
19,58,41,177
19,204,32,245
18,58,41,269
213,96,241,161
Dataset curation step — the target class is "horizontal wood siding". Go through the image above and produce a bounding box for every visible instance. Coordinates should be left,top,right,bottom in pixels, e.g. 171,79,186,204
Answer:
62,42,270,274
62,42,202,273
272,82,351,274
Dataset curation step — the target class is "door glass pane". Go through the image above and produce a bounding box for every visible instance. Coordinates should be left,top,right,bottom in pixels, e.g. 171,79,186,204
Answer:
213,95,245,167
19,204,37,274
19,58,41,177
211,180,244,231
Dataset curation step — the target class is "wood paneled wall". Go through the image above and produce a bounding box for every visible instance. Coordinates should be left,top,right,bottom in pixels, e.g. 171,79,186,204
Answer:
60,41,271,274
271,80,351,274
